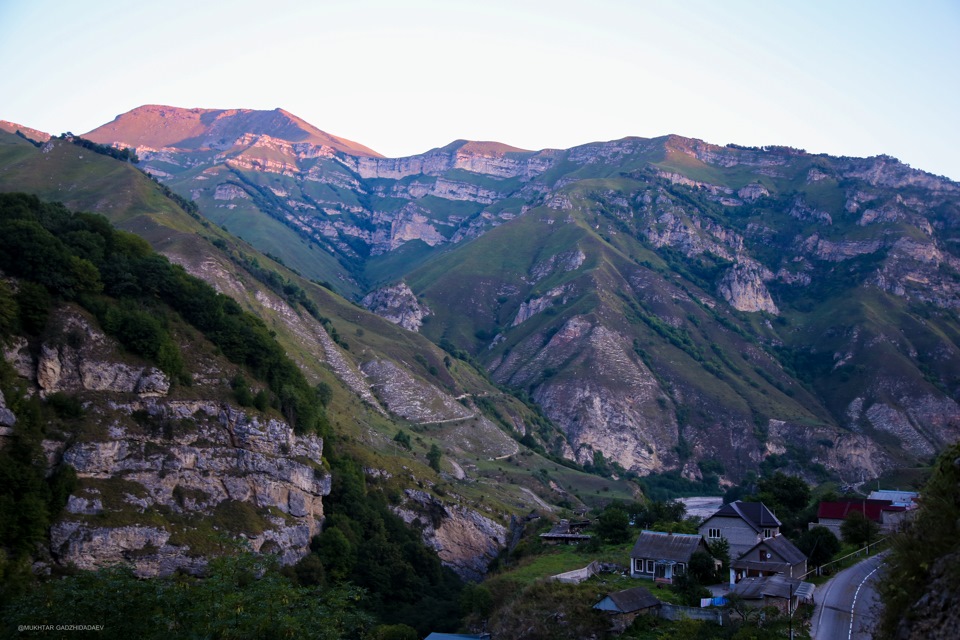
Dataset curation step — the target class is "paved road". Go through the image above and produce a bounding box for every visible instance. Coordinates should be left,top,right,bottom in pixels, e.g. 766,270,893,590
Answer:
812,551,885,640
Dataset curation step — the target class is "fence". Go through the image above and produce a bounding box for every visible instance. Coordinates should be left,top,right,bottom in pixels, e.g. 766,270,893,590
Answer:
550,561,625,584
658,603,727,625
799,536,888,580
551,561,601,584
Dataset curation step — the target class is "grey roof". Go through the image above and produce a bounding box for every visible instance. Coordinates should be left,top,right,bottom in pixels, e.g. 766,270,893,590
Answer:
710,501,782,532
540,519,592,540
731,559,792,573
731,574,812,600
630,530,706,563
595,586,660,613
733,534,807,567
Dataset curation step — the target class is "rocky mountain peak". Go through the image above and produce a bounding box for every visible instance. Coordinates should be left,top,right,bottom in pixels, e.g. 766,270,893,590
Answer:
84,105,382,157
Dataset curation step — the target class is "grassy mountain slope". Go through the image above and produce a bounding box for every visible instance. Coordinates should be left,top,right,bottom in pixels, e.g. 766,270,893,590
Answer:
69,105,960,487
0,131,643,570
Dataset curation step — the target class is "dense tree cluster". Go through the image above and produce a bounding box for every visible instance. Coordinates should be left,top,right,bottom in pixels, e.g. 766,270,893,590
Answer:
0,362,77,600
878,441,960,638
63,134,139,163
2,552,369,639
0,193,327,434
0,193,470,634
294,454,464,635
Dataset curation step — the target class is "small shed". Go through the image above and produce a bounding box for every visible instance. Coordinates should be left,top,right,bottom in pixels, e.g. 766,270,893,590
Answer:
729,574,815,615
594,586,660,632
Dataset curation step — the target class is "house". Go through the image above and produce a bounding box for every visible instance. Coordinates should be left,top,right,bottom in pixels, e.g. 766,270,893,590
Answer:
594,586,660,632
867,489,918,508
729,574,815,616
629,530,712,584
814,499,907,537
698,501,782,560
539,519,592,545
730,534,807,583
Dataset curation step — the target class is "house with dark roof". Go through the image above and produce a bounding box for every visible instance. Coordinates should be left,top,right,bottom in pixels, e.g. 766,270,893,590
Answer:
698,500,782,559
730,534,807,583
814,499,907,538
594,586,660,632
629,530,712,584
729,574,815,615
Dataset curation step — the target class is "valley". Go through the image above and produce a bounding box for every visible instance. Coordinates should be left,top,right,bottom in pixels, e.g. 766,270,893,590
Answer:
0,106,958,637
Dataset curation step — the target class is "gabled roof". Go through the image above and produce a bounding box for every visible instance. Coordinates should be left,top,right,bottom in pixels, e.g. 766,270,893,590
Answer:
630,530,706,563
755,534,806,565
595,586,660,613
817,499,894,523
709,501,781,532
731,574,811,600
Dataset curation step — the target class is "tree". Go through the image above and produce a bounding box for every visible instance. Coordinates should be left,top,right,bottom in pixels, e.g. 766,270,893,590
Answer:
393,430,412,450
709,537,731,580
688,550,717,585
878,441,960,639
488,581,609,640
370,624,418,640
0,553,372,639
671,571,711,606
797,526,841,568
750,472,812,536
840,510,880,547
595,506,632,543
427,444,442,472
754,472,811,514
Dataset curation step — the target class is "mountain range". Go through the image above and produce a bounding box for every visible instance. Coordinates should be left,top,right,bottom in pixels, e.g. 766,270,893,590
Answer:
77,105,960,483
1,105,958,581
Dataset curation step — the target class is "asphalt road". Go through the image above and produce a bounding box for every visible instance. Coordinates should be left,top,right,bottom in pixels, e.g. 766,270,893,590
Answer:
811,551,886,640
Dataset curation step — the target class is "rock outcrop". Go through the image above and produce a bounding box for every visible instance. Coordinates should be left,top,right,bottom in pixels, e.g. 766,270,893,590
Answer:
361,282,431,332
52,401,329,576
393,489,508,581
717,262,779,314
4,306,329,577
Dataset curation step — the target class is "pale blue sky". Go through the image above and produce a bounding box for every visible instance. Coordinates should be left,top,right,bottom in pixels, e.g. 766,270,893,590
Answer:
1,0,958,179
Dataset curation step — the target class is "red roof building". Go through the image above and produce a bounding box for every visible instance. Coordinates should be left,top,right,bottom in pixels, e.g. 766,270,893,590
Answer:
814,499,908,537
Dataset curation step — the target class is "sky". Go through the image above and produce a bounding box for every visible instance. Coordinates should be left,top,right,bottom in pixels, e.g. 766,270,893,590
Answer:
1,0,958,179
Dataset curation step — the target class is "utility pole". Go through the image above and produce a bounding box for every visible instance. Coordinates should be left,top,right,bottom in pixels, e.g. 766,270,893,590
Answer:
789,580,794,640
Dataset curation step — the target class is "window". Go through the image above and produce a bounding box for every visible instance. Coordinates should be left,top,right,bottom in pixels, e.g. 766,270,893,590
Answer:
763,528,773,538
760,550,771,561
708,528,721,539
646,560,654,573
676,563,685,575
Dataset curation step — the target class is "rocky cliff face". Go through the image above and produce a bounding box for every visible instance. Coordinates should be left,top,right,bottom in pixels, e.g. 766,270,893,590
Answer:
361,282,431,331
2,307,329,577
77,105,960,484
393,489,508,581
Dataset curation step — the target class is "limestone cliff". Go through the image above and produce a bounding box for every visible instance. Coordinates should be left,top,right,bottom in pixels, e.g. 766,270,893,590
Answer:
2,307,329,577
361,282,431,332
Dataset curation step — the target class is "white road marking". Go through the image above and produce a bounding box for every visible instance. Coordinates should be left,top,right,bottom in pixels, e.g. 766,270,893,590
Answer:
848,563,881,640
